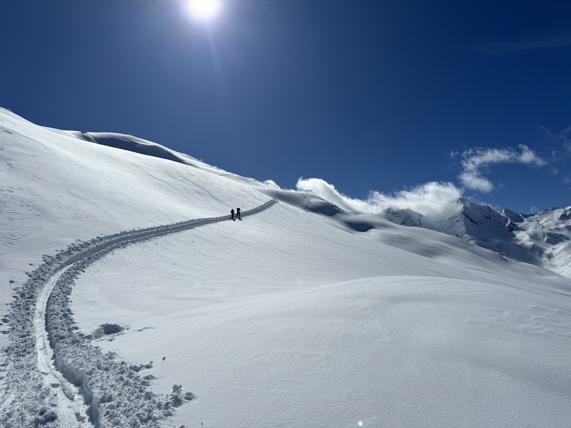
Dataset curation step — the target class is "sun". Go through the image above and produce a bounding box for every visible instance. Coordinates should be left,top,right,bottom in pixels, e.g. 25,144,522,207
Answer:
186,0,223,22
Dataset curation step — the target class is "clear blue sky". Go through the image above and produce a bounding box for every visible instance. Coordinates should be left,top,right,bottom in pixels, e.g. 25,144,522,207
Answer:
2,0,570,212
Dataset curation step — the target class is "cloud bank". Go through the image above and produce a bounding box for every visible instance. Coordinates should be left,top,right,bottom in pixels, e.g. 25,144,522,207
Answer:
293,143,551,226
296,178,463,221
459,145,547,193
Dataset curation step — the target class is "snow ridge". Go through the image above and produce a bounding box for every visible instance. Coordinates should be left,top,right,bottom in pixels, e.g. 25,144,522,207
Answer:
0,200,277,427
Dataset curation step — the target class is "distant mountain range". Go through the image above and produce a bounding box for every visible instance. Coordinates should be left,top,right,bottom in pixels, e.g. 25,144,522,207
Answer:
387,198,571,278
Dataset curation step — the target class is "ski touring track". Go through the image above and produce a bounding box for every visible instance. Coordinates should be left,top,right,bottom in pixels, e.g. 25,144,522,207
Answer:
0,200,278,427
35,265,91,427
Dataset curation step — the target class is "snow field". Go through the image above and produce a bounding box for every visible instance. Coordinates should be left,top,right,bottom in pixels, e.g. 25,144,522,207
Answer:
1,108,571,427
0,199,275,426
72,202,571,428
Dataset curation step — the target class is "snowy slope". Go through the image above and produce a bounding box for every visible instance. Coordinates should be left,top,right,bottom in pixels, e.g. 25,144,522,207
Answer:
1,108,571,427
71,201,571,428
0,107,268,302
426,200,571,278
372,196,571,278
429,198,540,265
515,207,571,278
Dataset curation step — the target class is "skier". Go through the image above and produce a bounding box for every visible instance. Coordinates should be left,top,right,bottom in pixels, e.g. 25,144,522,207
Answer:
231,208,235,221
237,207,242,220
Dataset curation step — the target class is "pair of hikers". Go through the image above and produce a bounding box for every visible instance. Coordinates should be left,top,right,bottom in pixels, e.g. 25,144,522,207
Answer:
230,208,241,221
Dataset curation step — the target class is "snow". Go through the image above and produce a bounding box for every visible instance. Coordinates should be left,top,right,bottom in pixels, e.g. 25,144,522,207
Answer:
35,264,92,427
71,202,571,428
314,191,571,279
0,106,267,308
1,108,571,427
515,207,571,278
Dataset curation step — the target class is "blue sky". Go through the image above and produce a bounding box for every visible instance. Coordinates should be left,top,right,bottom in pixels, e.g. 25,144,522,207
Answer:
2,0,570,212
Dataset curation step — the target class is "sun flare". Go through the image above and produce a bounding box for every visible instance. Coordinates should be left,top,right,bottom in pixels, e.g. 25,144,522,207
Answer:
186,0,223,22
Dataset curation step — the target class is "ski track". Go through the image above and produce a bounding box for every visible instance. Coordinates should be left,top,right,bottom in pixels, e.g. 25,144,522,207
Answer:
35,265,91,428
1,200,277,427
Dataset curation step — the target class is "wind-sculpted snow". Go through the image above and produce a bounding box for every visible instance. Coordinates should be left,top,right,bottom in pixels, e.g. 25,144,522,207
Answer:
0,200,277,427
75,132,189,165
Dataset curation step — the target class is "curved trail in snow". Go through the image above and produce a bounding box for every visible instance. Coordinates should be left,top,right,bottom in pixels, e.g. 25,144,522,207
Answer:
35,265,91,427
2,200,277,427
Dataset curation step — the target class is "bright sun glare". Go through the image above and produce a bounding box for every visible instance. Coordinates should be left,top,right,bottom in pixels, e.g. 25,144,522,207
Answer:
186,0,223,22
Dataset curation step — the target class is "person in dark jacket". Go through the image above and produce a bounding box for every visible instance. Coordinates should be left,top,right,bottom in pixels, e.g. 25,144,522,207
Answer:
231,208,235,221
237,207,242,220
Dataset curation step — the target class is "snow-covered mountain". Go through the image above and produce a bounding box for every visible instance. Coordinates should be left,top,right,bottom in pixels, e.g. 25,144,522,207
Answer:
382,197,571,278
515,207,571,277
1,108,571,427
274,186,571,278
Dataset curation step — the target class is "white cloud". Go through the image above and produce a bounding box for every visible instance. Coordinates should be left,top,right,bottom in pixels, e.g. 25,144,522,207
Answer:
296,178,373,213
294,145,549,227
296,178,463,221
370,182,463,219
518,145,547,165
263,179,280,190
459,173,494,193
459,145,547,193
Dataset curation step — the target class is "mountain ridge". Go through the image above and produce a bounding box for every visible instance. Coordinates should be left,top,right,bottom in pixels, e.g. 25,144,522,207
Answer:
9,106,567,278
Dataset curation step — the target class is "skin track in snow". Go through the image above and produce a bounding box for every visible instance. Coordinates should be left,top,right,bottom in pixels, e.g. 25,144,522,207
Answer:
35,265,91,427
0,200,277,427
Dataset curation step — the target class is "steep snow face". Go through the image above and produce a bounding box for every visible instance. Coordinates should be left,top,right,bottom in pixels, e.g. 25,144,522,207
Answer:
501,208,526,224
431,201,571,278
516,207,571,278
439,198,514,242
429,199,541,266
